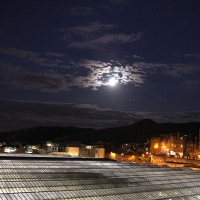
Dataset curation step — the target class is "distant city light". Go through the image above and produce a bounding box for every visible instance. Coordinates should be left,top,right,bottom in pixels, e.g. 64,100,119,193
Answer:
154,143,159,149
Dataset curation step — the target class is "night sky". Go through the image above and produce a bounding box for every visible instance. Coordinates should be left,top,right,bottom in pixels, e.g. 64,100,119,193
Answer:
1,0,200,132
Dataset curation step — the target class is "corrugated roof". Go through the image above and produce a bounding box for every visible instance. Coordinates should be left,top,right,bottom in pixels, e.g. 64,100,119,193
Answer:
0,156,200,199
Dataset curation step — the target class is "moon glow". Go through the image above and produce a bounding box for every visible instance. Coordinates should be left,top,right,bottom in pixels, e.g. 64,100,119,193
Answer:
108,77,117,86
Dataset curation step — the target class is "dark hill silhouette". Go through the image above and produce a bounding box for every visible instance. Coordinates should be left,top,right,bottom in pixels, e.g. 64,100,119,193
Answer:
0,126,94,144
0,119,200,144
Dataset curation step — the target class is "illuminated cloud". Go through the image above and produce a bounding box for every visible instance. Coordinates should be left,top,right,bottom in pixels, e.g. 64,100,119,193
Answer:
1,46,200,92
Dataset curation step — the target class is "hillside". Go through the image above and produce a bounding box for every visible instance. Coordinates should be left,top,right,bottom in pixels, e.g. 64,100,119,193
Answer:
0,119,200,144
79,119,200,144
0,126,95,144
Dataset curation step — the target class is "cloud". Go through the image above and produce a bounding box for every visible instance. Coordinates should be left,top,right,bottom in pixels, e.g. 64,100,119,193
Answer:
0,47,65,68
16,71,69,91
77,60,159,87
166,63,200,77
0,61,74,92
182,53,200,60
0,99,200,132
132,55,144,60
68,33,143,49
0,46,37,59
58,21,143,50
45,52,65,57
92,33,142,44
185,79,200,89
1,46,200,91
1,56,158,91
66,22,115,34
164,63,200,87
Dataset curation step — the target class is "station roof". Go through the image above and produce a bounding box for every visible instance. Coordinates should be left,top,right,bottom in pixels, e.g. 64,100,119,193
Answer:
0,155,200,199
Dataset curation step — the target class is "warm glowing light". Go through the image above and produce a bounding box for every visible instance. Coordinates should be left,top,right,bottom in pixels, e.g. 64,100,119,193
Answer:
108,77,117,86
110,152,116,159
154,143,158,148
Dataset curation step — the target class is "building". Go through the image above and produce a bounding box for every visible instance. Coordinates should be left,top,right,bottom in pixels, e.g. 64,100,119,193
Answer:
106,148,142,162
150,131,200,159
79,144,105,158
121,149,139,162
168,133,185,158
48,141,105,158
150,137,161,154
184,132,200,159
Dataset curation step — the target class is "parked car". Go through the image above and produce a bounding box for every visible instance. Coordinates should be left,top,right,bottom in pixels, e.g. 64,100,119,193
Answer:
4,146,17,153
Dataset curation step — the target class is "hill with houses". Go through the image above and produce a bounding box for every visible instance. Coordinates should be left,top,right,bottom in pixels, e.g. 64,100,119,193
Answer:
0,119,200,145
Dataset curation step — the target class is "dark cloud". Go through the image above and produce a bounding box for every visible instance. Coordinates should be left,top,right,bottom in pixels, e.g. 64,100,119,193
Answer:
166,64,200,77
0,99,200,132
66,22,115,34
0,61,74,92
185,79,200,89
0,47,66,68
45,52,65,57
0,47,37,60
58,20,142,50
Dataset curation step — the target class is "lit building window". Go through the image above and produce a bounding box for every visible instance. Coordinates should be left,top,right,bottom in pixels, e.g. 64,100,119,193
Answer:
154,143,158,149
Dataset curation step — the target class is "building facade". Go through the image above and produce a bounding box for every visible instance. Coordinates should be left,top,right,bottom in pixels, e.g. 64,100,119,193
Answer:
150,131,200,159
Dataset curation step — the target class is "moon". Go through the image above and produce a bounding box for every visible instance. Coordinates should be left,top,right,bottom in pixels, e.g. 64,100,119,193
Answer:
108,77,117,86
